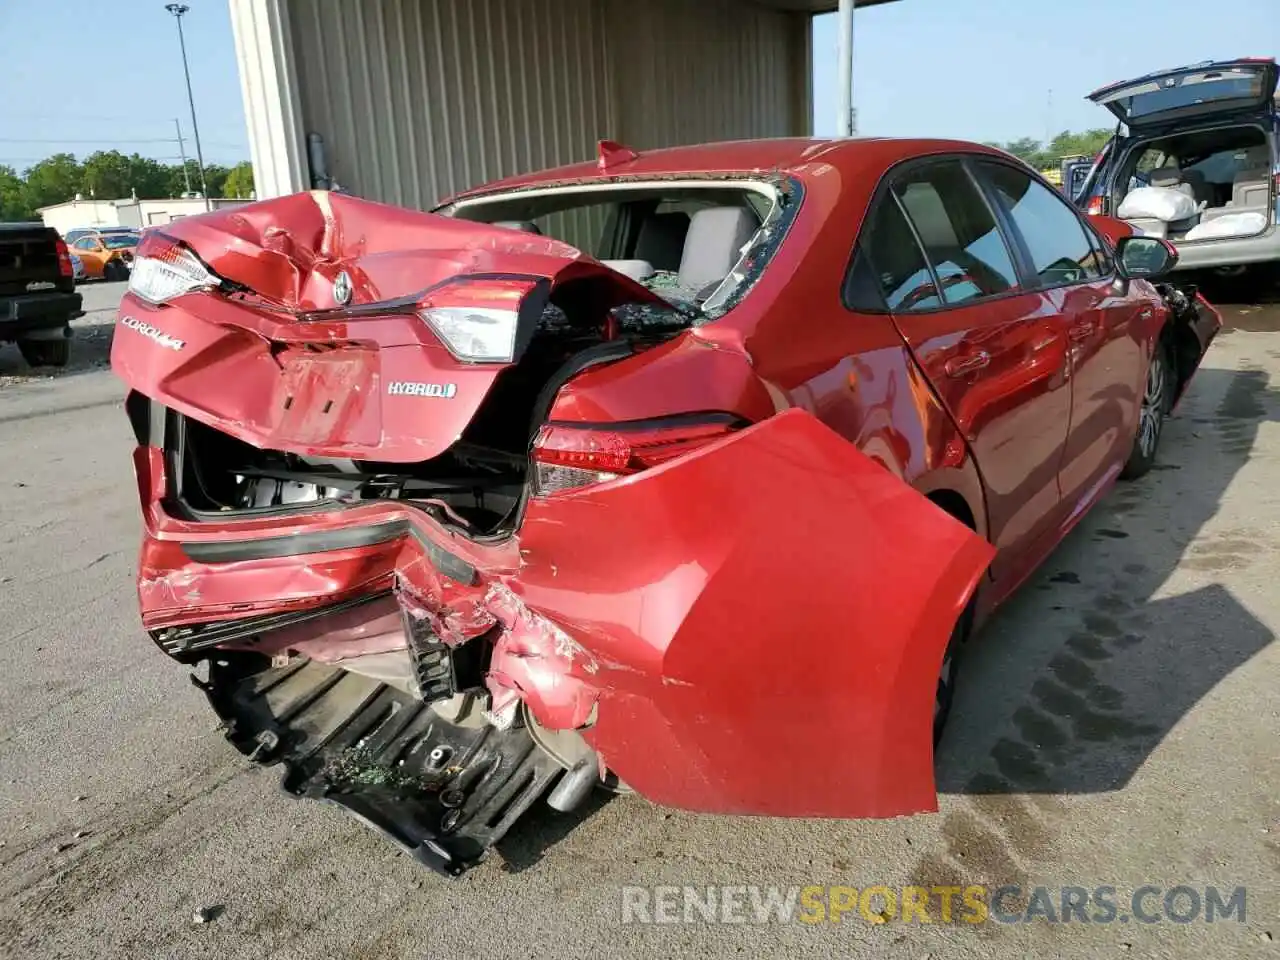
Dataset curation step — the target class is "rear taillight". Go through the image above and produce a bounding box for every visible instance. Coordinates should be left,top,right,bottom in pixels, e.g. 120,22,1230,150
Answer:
54,236,72,278
128,232,221,304
418,278,540,364
1086,196,1105,216
531,418,740,496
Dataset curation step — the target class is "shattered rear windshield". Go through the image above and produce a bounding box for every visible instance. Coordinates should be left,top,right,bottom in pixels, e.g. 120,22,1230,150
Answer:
441,179,797,321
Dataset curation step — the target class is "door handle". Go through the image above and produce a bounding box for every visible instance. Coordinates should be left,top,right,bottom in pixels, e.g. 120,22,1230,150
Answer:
1069,320,1096,342
944,351,990,377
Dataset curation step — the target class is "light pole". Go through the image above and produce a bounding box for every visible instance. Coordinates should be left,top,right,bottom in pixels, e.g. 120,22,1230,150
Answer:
836,0,857,137
173,118,191,194
164,3,210,210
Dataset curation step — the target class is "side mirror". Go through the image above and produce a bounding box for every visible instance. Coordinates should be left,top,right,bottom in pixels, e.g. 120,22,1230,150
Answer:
1115,235,1178,280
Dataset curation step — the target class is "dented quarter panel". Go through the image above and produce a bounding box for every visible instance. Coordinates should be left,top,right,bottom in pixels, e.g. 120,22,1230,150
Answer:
547,330,779,424
506,409,994,816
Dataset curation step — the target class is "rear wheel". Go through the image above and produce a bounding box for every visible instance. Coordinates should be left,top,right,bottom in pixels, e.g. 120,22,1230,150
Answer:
1120,339,1172,480
934,594,976,746
18,337,70,368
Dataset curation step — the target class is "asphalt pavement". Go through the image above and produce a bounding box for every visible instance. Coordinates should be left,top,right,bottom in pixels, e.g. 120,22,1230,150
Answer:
0,279,1277,959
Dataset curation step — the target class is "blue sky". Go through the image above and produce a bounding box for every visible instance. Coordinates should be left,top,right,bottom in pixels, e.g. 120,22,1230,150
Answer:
811,0,1280,139
1,0,1277,172
0,1,249,169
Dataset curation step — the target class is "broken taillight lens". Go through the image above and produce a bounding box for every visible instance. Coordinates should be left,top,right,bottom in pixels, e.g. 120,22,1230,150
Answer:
418,278,538,364
531,418,740,496
128,232,221,304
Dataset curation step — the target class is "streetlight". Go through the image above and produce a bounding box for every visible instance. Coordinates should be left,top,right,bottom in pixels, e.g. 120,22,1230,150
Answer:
164,3,210,210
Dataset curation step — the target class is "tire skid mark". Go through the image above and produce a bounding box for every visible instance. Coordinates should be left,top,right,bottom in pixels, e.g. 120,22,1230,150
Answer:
0,751,243,951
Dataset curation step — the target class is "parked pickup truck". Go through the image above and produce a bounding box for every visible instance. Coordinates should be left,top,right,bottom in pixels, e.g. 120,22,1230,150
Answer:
0,223,82,367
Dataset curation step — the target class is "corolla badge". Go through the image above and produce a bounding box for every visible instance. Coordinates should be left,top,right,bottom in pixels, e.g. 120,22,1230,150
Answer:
120,315,185,351
333,270,353,306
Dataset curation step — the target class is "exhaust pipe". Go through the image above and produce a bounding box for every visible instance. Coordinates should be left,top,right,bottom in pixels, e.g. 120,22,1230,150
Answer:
546,754,600,813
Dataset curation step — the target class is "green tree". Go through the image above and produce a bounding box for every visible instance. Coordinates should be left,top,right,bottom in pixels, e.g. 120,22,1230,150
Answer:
129,154,173,199
202,163,231,198
80,151,172,200
0,165,35,222
223,161,255,199
1001,137,1047,164
81,150,132,199
22,153,83,210
166,159,201,197
1047,128,1113,160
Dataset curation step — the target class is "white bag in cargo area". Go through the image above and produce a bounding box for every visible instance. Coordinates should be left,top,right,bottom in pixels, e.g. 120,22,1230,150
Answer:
1182,212,1268,242
1117,186,1200,223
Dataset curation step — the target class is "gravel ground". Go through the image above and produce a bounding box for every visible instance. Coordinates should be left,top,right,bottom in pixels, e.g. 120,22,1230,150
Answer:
0,279,1277,959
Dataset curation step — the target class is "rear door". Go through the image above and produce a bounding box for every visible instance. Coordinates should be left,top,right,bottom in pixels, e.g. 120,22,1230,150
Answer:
1088,58,1278,130
974,159,1148,520
868,158,1074,585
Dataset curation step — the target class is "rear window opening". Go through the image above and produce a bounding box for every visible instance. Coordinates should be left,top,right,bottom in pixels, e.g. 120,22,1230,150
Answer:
1110,124,1275,242
440,179,790,319
163,277,694,539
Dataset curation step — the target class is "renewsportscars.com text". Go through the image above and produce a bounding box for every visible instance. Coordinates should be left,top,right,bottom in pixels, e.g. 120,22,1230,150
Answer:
620,884,1247,926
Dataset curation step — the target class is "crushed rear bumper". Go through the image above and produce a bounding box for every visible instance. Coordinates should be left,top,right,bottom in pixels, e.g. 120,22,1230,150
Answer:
130,409,995,875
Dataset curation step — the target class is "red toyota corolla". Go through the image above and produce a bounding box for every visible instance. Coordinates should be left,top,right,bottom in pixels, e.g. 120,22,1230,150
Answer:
110,137,1219,875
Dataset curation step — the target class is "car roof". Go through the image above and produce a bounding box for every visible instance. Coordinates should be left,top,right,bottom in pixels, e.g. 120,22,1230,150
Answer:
444,137,1013,202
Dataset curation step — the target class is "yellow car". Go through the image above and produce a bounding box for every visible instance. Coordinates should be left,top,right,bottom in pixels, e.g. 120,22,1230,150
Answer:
67,232,137,281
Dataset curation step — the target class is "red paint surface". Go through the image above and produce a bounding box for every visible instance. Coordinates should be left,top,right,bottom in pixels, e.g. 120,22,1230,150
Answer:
113,138,1218,820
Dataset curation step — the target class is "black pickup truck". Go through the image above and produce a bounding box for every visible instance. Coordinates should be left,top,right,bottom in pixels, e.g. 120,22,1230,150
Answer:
0,223,82,367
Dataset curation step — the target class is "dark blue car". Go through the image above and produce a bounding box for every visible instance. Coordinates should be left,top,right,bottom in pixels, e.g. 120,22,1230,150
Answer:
1074,57,1279,273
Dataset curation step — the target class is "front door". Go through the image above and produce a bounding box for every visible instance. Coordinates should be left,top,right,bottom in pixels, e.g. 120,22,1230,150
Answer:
974,161,1148,519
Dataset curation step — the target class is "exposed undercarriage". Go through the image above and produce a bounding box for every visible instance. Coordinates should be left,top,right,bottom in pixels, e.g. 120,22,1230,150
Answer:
199,646,590,876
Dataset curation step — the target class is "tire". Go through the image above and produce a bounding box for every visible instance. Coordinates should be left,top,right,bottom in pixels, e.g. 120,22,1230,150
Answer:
103,259,128,282
18,337,70,368
1120,338,1173,481
934,596,976,746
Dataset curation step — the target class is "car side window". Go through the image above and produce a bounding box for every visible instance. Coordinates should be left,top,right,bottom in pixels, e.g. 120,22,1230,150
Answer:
979,162,1105,286
890,161,1020,308
72,237,98,251
849,194,940,311
1083,222,1114,275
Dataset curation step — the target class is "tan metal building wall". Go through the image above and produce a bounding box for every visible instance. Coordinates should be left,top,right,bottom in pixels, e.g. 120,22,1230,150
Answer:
231,0,813,208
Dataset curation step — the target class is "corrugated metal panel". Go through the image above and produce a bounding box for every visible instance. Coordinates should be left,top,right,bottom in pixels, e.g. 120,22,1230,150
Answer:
288,0,614,208
604,0,802,150
278,0,809,209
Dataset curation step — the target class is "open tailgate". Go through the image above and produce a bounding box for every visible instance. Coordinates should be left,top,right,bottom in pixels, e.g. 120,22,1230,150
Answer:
1088,58,1278,129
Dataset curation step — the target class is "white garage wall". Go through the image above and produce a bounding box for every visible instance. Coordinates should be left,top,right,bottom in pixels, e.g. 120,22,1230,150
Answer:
232,0,811,208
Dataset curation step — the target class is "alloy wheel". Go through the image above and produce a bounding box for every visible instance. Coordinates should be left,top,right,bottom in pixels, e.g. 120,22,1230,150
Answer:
1137,348,1168,459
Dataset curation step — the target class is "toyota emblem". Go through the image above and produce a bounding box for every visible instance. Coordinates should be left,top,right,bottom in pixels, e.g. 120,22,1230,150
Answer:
333,270,353,306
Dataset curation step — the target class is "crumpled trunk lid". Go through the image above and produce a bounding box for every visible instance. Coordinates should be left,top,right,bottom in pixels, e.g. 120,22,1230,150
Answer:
110,191,668,462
